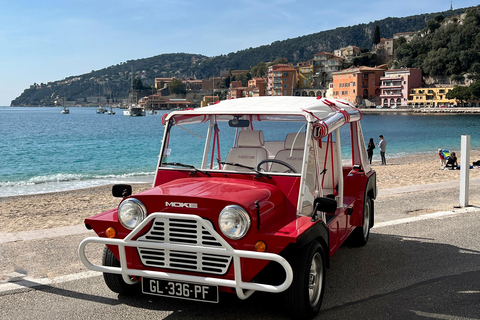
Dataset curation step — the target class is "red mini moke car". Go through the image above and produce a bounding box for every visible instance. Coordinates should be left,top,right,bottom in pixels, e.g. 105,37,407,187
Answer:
79,96,376,318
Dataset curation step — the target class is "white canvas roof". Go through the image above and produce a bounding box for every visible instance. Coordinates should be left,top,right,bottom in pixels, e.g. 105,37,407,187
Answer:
164,97,362,136
167,96,360,120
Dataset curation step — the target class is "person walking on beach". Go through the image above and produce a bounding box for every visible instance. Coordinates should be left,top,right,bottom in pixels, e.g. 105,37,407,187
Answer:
438,148,446,169
378,135,387,165
367,138,375,164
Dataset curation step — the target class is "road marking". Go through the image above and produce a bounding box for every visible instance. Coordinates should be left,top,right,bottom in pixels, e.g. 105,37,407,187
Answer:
374,206,480,229
411,310,480,320
0,271,100,295
0,225,92,244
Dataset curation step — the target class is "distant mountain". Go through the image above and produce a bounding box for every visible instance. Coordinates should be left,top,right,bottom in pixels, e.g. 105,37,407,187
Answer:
11,6,470,106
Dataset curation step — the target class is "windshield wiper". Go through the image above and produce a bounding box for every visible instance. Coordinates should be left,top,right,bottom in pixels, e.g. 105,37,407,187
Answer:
162,162,211,176
218,161,271,179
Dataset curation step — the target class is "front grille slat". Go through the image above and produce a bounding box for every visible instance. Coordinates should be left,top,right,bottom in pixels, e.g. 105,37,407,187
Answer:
136,217,232,275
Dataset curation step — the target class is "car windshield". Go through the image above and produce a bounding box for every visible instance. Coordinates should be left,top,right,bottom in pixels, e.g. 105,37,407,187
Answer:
160,115,308,175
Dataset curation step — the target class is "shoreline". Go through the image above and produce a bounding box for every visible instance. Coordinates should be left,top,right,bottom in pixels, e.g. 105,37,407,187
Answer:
360,107,480,114
2,150,480,233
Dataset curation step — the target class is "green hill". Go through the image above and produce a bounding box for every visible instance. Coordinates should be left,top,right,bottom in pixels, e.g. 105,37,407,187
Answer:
11,6,471,106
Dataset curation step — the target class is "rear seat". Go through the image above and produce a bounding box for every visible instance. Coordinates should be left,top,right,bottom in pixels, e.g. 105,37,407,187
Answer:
223,130,268,172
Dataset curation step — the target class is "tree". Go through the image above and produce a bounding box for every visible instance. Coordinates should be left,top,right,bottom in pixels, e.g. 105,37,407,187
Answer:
168,79,186,95
446,85,471,105
469,81,480,99
250,61,267,77
235,73,249,87
372,25,381,46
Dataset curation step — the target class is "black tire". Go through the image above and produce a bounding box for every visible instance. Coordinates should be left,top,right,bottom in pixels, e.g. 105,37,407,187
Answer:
285,240,326,319
349,197,372,246
102,246,140,295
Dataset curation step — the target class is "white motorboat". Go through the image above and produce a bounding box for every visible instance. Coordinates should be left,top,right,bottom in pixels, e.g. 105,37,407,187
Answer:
123,104,145,117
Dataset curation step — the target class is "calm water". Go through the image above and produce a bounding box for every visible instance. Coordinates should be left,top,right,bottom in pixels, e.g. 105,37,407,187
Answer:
1,107,479,197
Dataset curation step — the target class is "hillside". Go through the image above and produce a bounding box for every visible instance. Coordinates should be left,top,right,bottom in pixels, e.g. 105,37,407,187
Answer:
11,6,469,106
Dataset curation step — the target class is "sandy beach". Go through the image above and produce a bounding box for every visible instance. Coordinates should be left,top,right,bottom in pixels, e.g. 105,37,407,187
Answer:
2,150,480,233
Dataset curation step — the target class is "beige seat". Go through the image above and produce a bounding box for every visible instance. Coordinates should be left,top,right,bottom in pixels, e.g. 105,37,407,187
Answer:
271,133,305,173
223,130,268,172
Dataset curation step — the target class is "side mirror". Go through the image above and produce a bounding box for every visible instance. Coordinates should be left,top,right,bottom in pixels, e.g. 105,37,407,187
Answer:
314,197,337,214
112,184,132,198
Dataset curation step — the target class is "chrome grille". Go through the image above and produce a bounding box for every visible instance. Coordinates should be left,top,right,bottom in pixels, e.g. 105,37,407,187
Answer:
136,217,232,275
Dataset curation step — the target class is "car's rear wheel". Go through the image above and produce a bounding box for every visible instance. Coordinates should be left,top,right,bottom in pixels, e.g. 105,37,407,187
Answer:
285,240,325,319
349,197,372,246
102,246,140,295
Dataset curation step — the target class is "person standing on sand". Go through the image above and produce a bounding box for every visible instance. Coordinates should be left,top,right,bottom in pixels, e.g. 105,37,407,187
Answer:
378,135,387,165
367,138,375,164
438,148,446,169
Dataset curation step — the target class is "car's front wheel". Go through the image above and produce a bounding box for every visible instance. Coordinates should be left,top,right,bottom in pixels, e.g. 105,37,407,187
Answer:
285,240,326,319
102,246,140,295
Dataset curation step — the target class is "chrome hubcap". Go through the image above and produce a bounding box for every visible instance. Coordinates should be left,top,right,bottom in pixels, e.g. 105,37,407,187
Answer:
308,252,323,306
363,200,370,238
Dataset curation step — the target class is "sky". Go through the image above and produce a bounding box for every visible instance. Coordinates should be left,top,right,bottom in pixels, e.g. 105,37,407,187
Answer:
0,0,478,106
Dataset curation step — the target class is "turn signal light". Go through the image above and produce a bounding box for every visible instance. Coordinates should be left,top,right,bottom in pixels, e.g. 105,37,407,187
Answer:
106,227,117,238
255,241,267,252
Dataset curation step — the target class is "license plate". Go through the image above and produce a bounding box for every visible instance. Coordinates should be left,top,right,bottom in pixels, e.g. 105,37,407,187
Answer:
142,278,219,303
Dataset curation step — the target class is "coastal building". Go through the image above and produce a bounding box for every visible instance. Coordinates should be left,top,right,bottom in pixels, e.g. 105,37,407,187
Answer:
202,77,225,91
297,62,314,89
333,45,361,62
200,96,219,107
267,64,297,96
138,94,192,110
247,78,267,96
311,52,344,87
154,78,202,91
332,66,386,105
380,68,422,108
408,87,460,107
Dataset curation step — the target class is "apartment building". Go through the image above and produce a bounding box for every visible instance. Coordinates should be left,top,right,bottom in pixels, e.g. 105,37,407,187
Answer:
332,66,385,105
247,78,267,96
333,45,361,62
310,52,344,87
297,61,314,89
267,64,297,96
380,68,422,108
408,87,460,107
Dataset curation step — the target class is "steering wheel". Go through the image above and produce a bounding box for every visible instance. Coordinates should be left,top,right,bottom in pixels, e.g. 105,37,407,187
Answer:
257,159,297,173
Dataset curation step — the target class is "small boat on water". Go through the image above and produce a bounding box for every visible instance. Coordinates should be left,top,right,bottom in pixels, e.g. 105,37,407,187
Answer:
107,107,116,115
96,106,106,114
61,106,69,114
123,104,146,117
149,109,157,115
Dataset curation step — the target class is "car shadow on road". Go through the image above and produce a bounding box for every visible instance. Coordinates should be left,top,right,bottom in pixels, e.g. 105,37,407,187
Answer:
6,278,121,306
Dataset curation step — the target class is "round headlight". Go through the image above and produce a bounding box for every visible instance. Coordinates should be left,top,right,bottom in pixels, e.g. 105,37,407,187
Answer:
218,205,251,240
118,198,147,230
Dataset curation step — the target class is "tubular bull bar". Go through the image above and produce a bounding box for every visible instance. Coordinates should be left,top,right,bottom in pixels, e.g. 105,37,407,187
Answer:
78,212,293,300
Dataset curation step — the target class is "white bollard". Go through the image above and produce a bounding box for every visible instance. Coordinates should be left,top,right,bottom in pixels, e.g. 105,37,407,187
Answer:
459,135,470,207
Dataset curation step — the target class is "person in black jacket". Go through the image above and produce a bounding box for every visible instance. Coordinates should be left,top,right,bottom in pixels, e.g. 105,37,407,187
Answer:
367,138,375,164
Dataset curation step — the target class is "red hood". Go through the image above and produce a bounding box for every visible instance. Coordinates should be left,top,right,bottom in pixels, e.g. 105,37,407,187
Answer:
136,177,284,212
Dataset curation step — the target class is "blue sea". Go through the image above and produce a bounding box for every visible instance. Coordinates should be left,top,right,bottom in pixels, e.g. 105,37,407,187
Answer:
1,106,479,197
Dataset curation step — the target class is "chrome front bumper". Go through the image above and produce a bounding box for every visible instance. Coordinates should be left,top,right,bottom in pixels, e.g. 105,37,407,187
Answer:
78,212,293,300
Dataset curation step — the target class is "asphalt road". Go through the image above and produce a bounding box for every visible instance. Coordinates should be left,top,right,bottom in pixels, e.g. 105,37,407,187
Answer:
1,185,480,319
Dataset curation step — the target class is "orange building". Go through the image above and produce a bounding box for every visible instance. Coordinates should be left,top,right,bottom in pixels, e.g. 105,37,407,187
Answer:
248,78,267,96
267,64,297,96
332,66,385,104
